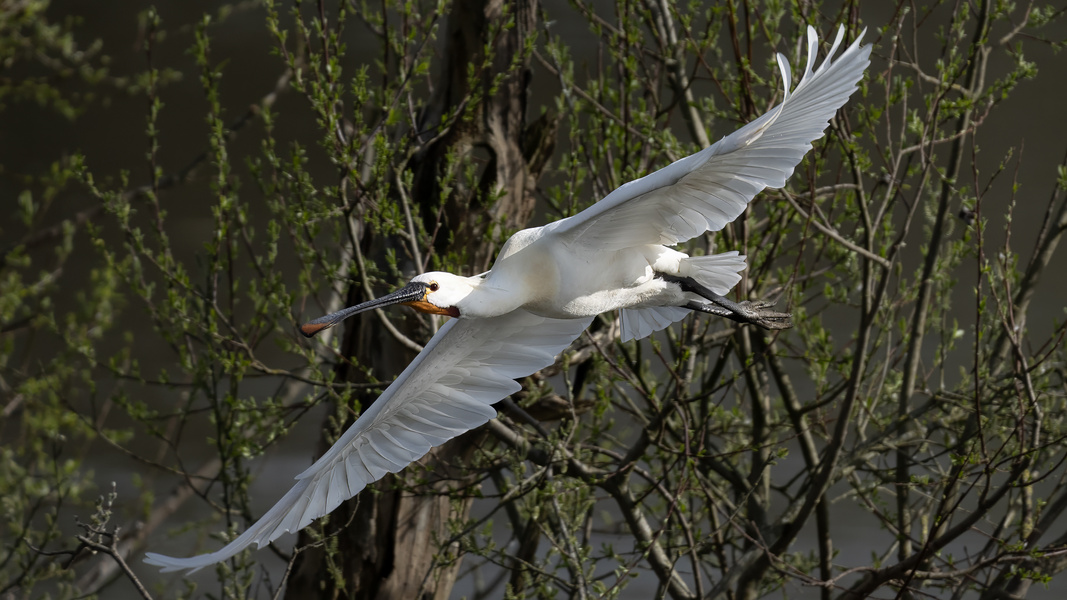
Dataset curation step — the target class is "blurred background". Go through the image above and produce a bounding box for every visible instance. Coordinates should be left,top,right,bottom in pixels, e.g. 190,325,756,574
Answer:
3,1,1067,599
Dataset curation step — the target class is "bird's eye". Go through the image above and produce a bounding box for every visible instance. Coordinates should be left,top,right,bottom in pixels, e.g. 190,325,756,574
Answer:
428,282,439,292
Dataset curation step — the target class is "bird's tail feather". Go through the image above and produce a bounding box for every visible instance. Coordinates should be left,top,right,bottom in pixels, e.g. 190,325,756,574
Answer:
618,251,747,342
680,250,747,296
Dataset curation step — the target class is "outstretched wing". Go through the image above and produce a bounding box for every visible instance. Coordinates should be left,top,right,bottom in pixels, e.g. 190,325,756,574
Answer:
145,310,593,573
546,26,870,251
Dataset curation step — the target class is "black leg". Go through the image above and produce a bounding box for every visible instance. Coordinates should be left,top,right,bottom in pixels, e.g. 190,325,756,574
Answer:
660,274,793,330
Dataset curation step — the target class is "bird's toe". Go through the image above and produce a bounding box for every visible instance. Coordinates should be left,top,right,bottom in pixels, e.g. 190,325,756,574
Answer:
738,300,793,330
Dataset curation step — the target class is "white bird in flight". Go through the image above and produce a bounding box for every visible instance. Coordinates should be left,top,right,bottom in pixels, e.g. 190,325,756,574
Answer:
146,25,870,573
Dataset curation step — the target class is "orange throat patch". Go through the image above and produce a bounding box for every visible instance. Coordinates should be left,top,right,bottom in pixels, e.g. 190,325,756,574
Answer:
403,300,460,318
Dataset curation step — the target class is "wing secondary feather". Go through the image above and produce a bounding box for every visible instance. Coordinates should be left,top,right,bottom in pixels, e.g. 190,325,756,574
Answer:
145,310,592,572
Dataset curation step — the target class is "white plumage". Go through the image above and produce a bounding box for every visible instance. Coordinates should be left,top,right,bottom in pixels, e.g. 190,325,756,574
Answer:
145,25,870,573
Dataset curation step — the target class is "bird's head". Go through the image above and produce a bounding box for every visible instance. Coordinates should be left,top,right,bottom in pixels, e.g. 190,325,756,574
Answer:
300,271,473,338
406,272,476,315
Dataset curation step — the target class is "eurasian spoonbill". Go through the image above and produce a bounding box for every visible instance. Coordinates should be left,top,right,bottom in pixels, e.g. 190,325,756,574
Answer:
145,25,870,572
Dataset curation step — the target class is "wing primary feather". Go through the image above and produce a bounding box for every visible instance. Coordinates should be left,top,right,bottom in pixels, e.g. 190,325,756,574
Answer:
822,25,846,72
776,53,791,94
803,26,818,81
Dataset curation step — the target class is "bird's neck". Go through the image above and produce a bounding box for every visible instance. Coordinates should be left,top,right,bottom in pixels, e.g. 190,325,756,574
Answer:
455,280,515,318
457,239,561,319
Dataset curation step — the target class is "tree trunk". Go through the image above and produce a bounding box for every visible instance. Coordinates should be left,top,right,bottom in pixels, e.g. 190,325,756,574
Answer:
284,1,547,597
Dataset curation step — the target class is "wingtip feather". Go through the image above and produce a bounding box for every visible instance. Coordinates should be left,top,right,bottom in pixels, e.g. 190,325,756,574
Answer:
144,551,216,574
776,53,791,96
804,25,818,78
